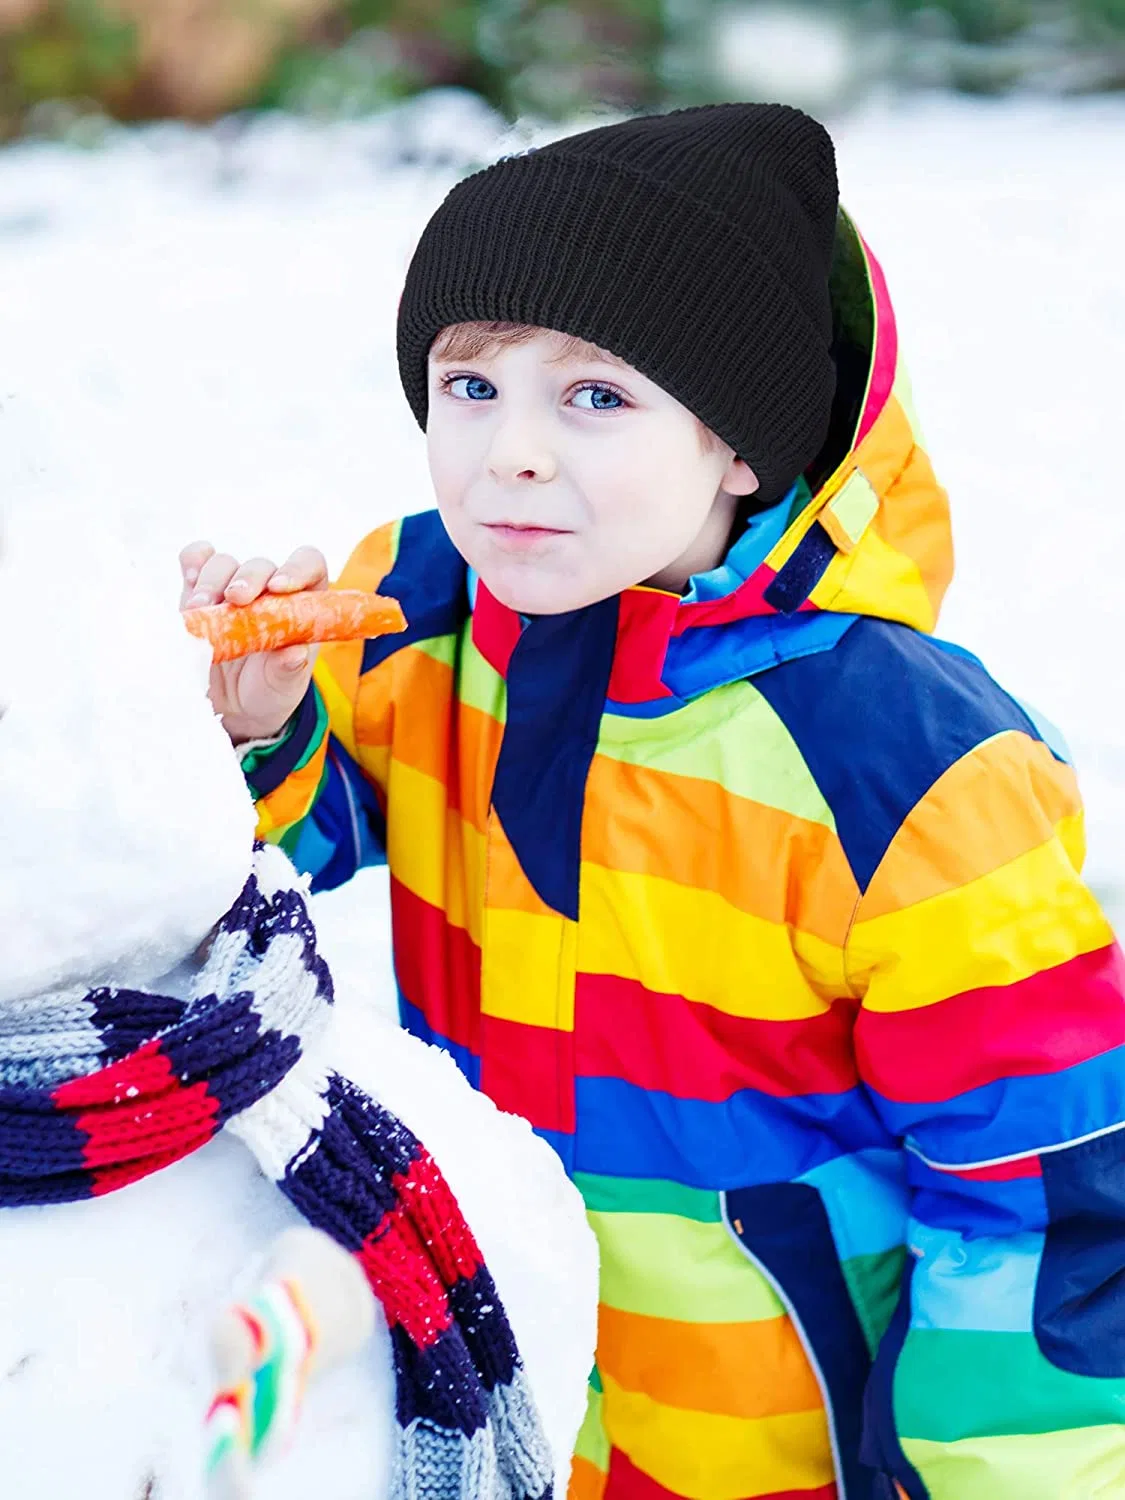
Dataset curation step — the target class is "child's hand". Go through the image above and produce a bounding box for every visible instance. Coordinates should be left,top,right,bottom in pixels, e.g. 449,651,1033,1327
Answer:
179,542,328,745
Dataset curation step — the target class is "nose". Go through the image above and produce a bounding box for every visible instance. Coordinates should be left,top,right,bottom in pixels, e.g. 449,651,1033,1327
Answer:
486,412,557,485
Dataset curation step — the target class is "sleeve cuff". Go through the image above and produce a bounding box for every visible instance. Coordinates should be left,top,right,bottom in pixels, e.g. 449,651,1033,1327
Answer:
242,685,328,801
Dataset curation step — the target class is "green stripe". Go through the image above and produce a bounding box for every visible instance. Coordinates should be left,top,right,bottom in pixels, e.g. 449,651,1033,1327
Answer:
598,680,836,829
411,633,457,667
574,1171,721,1222
901,1424,1125,1500
896,1328,1125,1443
588,1208,784,1323
841,1246,905,1359
456,630,508,722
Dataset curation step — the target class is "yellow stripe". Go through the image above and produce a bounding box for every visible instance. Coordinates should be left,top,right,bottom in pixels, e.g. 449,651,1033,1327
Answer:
849,836,1114,1013
601,1372,835,1500
811,521,936,633
578,865,836,1020
901,1425,1125,1500
480,905,578,1030
589,1211,785,1324
385,759,484,945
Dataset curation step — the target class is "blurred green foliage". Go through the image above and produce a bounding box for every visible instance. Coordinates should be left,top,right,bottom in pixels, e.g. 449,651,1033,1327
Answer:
0,0,1123,141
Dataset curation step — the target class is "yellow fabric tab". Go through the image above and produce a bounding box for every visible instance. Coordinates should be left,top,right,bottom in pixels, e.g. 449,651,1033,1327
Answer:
820,469,880,554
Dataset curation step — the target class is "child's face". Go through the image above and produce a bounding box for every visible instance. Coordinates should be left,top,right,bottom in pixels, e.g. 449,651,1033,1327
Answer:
426,326,758,615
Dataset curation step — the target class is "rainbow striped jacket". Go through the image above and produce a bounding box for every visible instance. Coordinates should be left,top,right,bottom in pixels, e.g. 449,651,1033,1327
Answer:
243,213,1125,1500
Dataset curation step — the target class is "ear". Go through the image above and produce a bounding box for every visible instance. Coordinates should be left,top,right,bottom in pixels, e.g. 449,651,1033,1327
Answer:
722,454,760,497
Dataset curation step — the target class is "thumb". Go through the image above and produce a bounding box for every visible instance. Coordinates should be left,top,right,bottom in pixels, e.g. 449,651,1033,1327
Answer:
262,645,313,693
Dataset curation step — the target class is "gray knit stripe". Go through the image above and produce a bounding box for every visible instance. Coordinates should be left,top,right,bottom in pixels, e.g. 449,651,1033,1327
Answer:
0,986,102,1087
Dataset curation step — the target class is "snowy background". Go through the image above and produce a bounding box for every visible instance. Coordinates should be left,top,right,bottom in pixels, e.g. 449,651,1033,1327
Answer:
2,88,1124,972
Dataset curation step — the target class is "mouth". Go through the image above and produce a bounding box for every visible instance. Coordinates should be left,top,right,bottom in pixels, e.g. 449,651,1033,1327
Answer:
483,522,571,549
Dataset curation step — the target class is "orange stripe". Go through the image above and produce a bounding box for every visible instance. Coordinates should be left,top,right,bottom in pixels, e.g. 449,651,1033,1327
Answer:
570,1456,609,1500
356,649,502,836
596,1305,824,1421
583,756,857,946
336,521,398,593
860,731,1082,921
486,812,560,917
858,394,952,625
255,738,327,834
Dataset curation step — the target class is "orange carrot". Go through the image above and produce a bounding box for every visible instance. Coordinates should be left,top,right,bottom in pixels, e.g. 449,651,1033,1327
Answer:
183,588,406,663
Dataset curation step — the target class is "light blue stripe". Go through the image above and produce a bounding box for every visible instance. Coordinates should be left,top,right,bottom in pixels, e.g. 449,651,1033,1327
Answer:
798,1147,908,1259
908,1219,1042,1334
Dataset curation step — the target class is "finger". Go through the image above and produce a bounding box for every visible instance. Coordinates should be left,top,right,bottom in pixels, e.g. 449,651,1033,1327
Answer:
222,557,278,605
184,552,240,609
268,546,330,594
179,540,215,606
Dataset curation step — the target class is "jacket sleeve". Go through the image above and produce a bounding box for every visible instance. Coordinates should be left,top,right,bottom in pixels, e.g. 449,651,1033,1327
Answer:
242,523,401,892
845,727,1125,1500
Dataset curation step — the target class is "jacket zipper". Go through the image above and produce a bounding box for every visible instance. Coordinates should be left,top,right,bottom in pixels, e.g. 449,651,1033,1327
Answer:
719,1193,846,1499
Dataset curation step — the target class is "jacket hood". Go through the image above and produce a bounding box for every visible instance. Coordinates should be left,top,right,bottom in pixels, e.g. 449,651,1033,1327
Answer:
471,208,954,708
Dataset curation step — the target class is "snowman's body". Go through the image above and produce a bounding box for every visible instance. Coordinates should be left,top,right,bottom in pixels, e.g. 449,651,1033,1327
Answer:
0,474,598,1496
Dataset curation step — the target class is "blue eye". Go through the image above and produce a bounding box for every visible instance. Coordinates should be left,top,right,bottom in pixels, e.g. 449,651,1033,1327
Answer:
445,375,496,400
573,383,625,411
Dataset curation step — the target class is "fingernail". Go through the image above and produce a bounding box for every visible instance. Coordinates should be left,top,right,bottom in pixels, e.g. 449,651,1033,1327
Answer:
184,566,199,586
270,573,291,590
187,590,210,607
226,579,251,597
282,647,309,670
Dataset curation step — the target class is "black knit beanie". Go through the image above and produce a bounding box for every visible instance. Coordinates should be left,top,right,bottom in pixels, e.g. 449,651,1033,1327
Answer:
397,103,840,505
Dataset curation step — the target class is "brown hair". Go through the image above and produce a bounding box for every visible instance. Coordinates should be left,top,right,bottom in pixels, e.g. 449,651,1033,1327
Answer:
430,321,726,455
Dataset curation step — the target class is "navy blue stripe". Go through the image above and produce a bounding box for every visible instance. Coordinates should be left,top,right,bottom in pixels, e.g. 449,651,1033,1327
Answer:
447,1262,520,1392
281,1073,416,1246
0,1092,93,1204
245,684,322,800
861,1257,929,1498
361,510,469,673
491,597,618,920
87,987,187,1062
726,1181,880,1500
763,520,837,614
753,617,1043,890
390,1322,490,1435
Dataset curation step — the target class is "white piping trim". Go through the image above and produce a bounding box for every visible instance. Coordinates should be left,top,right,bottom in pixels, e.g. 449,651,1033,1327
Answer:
719,1194,847,1499
906,1117,1125,1173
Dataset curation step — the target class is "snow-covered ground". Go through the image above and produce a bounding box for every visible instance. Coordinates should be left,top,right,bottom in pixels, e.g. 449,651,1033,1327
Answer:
2,88,1125,954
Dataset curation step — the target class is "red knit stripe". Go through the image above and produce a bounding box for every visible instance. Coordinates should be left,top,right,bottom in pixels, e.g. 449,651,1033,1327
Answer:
393,1146,483,1288
357,1205,453,1348
54,1040,220,1180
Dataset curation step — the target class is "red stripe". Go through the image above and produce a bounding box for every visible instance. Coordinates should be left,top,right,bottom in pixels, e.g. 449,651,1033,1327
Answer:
393,1148,482,1287
608,589,677,703
934,1154,1042,1182
855,232,898,447
358,1205,452,1348
54,1041,219,1186
480,1013,575,1132
856,944,1125,1104
471,580,522,678
391,878,481,1053
671,558,818,634
605,1450,835,1500
575,974,858,1101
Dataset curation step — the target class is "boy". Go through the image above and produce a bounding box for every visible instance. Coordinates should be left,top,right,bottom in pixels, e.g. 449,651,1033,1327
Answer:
181,104,1125,1500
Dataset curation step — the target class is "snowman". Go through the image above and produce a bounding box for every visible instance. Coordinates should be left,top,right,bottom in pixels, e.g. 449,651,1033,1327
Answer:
0,439,598,1498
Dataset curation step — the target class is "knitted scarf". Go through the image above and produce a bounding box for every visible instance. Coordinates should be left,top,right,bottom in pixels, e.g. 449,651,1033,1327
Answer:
0,842,553,1500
